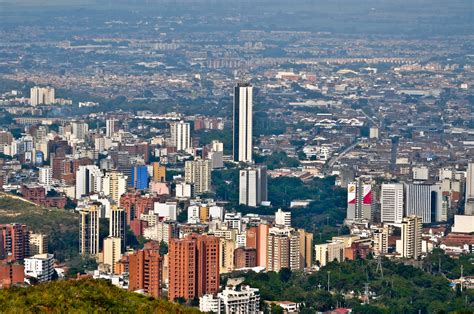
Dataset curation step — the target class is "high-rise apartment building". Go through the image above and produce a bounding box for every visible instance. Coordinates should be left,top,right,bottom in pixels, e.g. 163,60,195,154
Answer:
38,166,52,190
109,205,126,252
24,253,54,283
314,241,345,267
169,234,220,301
75,165,103,199
101,170,127,205
200,285,260,314
297,229,313,268
103,237,121,274
465,162,474,215
239,166,267,207
29,233,47,256
405,183,440,223
0,224,30,262
106,118,116,138
128,249,163,298
219,238,235,274
256,224,269,267
274,208,291,227
233,83,253,163
170,121,191,151
234,247,257,269
131,165,149,190
30,86,55,106
79,204,100,255
152,162,166,183
401,215,422,259
381,183,404,223
346,178,374,221
184,159,211,194
266,226,301,272
71,122,89,141
373,225,389,256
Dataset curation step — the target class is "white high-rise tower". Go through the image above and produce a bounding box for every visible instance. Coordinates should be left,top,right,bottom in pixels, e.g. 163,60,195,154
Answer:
106,118,116,138
381,183,404,223
170,121,191,151
233,83,253,163
465,162,474,215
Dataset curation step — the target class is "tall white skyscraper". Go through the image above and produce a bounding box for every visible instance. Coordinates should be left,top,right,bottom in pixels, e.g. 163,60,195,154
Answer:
381,183,404,223
106,118,116,138
465,162,474,215
76,165,103,199
233,83,253,163
170,121,191,151
239,166,267,207
30,86,55,106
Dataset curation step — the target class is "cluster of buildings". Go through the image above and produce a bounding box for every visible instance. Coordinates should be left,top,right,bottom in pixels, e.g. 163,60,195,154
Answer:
320,162,474,264
0,223,54,287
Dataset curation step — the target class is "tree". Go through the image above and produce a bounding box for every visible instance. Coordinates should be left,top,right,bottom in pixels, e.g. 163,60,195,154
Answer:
159,241,168,256
279,268,292,283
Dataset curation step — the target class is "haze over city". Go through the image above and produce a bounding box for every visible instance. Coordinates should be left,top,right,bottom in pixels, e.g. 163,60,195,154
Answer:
0,0,472,313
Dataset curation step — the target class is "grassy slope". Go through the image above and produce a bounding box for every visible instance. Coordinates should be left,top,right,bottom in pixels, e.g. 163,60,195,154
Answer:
0,193,79,260
0,278,200,313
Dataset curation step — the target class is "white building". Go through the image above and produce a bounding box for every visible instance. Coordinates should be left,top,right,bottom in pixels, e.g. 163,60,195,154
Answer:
200,285,260,314
101,170,127,206
224,212,243,231
24,253,55,283
381,183,404,223
465,162,474,215
233,83,253,163
30,86,55,106
314,241,345,267
106,118,116,138
274,208,291,227
209,205,224,221
29,233,48,256
175,182,194,198
154,201,177,221
412,166,429,181
38,166,52,190
170,121,191,151
239,166,267,207
143,221,177,244
184,159,211,194
452,215,474,233
76,165,103,199
209,140,224,169
187,205,201,224
199,294,223,313
71,122,89,141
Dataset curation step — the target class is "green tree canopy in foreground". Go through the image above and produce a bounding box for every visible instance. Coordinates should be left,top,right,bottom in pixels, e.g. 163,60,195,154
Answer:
233,254,474,313
0,279,200,313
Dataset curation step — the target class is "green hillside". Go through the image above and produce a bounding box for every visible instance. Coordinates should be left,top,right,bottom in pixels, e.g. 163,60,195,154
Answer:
0,278,200,313
0,193,79,261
